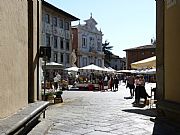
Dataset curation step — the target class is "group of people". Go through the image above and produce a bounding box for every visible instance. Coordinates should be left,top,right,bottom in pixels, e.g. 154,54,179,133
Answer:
126,74,151,105
98,75,119,91
108,76,119,91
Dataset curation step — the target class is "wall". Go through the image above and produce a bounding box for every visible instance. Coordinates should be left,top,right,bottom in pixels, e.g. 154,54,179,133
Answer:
0,0,28,118
0,0,40,118
126,48,155,69
164,1,180,103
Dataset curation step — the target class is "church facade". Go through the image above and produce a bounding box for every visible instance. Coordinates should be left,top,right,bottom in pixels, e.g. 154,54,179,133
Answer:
71,15,105,68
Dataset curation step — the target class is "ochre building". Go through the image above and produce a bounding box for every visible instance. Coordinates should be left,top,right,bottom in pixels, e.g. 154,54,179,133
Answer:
156,0,180,122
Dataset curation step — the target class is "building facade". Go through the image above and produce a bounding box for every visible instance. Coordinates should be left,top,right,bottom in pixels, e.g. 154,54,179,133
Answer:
106,55,126,70
156,0,180,123
42,1,79,68
71,15,104,68
123,45,156,69
0,0,40,118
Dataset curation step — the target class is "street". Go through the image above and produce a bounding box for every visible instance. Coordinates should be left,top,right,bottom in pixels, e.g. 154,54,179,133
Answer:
29,83,156,135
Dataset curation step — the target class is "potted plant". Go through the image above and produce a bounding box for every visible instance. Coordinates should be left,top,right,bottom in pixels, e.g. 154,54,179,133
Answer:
54,90,63,103
42,91,54,101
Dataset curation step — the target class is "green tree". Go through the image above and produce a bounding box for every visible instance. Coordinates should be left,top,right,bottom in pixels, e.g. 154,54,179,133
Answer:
151,38,156,45
102,40,113,66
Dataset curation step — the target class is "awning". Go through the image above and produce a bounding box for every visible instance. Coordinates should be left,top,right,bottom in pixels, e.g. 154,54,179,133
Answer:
131,56,156,69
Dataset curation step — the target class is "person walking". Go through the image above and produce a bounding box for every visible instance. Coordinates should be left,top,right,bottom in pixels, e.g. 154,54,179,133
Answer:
127,74,135,97
132,75,150,105
98,76,104,91
110,77,114,91
114,76,119,91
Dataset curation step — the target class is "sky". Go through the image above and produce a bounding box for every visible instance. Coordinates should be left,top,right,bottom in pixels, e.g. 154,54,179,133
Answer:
45,0,156,58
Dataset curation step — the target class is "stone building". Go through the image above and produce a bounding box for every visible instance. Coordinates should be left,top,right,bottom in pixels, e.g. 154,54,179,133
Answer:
123,45,156,69
41,1,79,68
156,0,180,123
105,54,126,70
71,15,104,68
0,0,41,118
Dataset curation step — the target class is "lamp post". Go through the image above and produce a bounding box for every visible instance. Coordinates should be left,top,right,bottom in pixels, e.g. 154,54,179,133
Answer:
39,46,51,101
43,56,47,101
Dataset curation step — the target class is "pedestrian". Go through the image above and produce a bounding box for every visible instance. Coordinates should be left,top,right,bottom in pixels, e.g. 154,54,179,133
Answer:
132,75,150,105
110,77,114,91
114,76,119,91
127,74,135,97
98,76,104,91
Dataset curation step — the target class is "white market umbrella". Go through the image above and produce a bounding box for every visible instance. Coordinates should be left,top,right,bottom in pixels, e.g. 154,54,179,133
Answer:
79,64,104,71
103,67,112,72
103,67,116,73
64,66,79,72
46,62,63,66
45,62,63,69
107,67,116,72
131,56,156,69
117,69,136,74
139,68,156,74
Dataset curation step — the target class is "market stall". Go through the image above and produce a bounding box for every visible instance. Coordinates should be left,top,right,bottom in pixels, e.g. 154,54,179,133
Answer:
75,64,106,91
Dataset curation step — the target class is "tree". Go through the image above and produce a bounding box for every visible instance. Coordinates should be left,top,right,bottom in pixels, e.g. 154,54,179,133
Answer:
151,38,156,46
102,40,113,66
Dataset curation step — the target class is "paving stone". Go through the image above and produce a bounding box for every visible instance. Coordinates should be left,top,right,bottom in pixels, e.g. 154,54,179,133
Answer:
28,83,158,135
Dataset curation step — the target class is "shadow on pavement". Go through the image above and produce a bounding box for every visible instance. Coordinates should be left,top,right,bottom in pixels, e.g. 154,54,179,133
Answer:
123,108,180,135
122,108,157,117
152,118,180,135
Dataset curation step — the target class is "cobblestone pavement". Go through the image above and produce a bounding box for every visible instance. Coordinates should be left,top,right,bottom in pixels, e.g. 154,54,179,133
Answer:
28,83,157,135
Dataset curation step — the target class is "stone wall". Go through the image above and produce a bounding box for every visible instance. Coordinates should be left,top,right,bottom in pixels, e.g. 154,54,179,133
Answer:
0,0,40,118
0,0,28,118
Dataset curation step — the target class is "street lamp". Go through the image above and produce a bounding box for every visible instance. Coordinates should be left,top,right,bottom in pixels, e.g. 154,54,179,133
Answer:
39,46,51,101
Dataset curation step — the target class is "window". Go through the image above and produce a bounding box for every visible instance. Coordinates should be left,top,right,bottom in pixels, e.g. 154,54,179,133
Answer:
115,65,117,70
65,22,69,30
46,34,50,46
45,14,50,23
97,41,101,51
54,36,58,48
66,40,69,50
82,36,87,48
59,19,63,28
54,52,58,62
60,53,64,63
89,37,94,44
98,59,102,67
94,59,96,65
82,57,87,66
53,17,57,26
60,38,64,49
66,54,70,63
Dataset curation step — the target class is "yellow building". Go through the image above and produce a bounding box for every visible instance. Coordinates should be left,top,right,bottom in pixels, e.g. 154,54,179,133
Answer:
0,0,41,118
156,0,180,122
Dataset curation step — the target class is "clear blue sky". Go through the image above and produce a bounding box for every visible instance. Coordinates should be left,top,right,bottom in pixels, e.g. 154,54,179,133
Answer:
45,0,156,58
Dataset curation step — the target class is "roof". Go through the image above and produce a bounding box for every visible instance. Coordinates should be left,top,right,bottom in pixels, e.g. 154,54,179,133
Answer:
84,17,97,25
42,0,79,21
123,45,156,51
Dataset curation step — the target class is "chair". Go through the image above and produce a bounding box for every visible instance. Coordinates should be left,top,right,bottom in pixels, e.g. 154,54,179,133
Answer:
149,87,157,108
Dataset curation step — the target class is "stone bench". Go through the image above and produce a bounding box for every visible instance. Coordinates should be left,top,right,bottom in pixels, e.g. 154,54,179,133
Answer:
0,101,49,135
